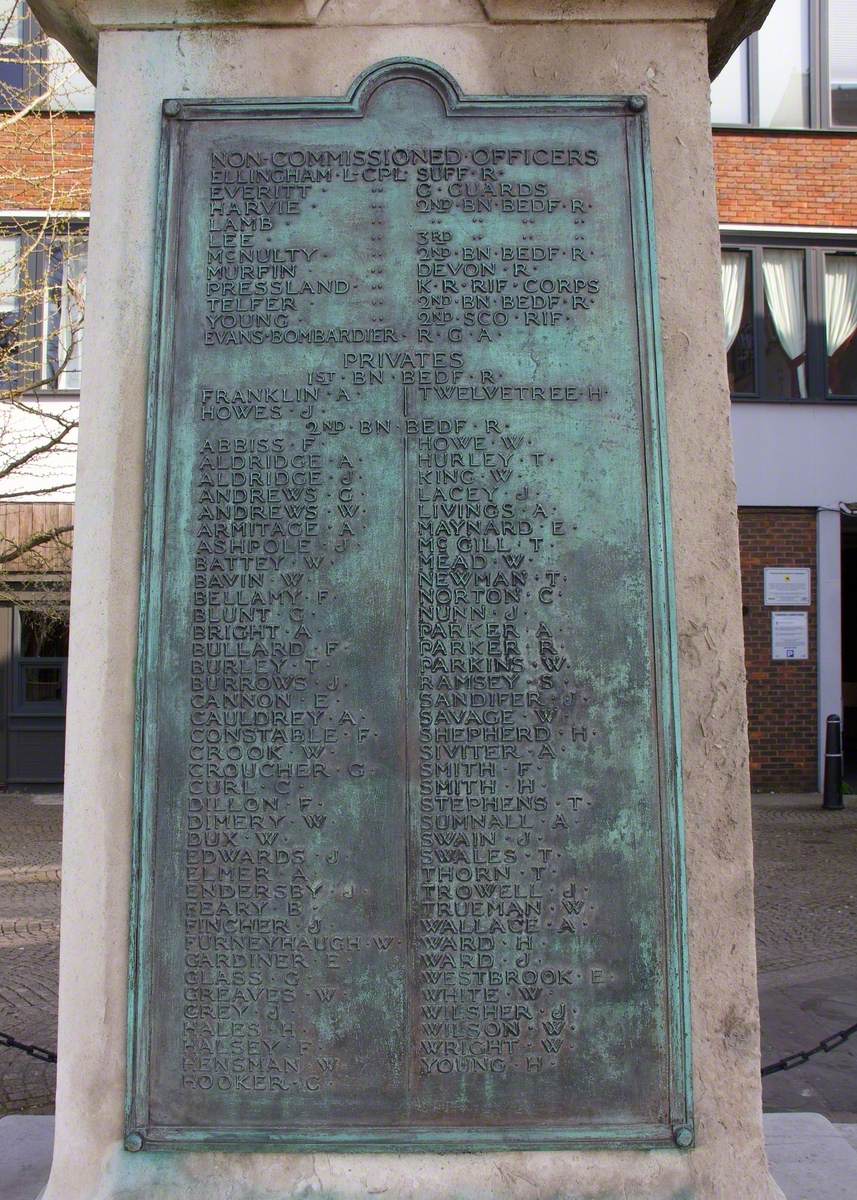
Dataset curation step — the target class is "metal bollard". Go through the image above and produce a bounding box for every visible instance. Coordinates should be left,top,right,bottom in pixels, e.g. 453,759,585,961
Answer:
822,714,844,810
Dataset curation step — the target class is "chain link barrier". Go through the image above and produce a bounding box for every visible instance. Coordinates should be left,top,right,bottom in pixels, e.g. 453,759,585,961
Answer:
0,1030,57,1064
761,1020,857,1077
4,1024,857,1079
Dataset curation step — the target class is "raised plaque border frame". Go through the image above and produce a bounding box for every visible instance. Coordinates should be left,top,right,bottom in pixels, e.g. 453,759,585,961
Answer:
126,57,693,1154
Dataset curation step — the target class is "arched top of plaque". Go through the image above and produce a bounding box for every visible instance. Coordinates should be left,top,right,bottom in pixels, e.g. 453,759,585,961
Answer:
346,58,472,116
161,57,647,122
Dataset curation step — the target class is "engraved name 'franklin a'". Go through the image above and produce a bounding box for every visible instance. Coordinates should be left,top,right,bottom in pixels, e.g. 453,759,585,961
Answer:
128,61,691,1152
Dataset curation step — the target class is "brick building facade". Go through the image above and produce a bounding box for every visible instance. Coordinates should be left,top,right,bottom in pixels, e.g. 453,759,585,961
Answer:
714,130,857,227
714,0,857,793
0,112,92,209
739,508,819,790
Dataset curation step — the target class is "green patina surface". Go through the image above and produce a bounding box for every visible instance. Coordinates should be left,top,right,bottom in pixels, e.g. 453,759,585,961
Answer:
127,59,691,1153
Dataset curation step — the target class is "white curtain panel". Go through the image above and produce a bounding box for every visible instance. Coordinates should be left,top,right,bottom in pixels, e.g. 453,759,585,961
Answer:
0,236,19,313
762,248,807,397
721,251,747,351
824,255,857,359
57,238,87,387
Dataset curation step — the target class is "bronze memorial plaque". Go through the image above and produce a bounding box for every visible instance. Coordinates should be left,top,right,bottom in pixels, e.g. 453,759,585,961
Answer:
127,59,692,1152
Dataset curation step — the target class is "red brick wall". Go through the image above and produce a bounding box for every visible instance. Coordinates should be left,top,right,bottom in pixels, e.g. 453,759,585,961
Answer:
4,118,854,227
714,130,857,227
0,113,92,210
739,508,818,792
4,112,856,227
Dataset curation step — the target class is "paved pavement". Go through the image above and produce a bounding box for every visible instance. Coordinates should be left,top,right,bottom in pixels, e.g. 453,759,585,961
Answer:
0,1115,53,1200
754,794,857,1123
0,793,61,1116
0,788,855,1122
765,1112,857,1200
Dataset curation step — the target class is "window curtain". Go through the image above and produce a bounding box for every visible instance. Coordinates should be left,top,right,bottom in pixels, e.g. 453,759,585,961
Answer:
762,248,807,397
56,239,86,388
0,2,23,45
0,236,19,313
824,255,857,359
721,251,747,351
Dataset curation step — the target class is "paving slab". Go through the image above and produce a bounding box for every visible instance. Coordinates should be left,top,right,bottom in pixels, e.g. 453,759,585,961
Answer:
764,1112,857,1200
752,798,857,974
833,1123,857,1153
752,795,857,1123
0,1115,53,1200
759,958,857,1122
0,796,61,1116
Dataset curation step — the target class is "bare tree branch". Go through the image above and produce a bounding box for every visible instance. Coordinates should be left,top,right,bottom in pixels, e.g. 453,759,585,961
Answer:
0,521,73,565
0,422,76,480
0,480,76,499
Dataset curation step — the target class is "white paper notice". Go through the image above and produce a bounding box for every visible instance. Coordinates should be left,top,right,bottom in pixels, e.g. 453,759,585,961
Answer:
771,611,809,660
764,567,811,606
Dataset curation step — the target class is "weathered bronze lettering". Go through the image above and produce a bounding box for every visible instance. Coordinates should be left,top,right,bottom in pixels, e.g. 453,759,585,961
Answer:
128,60,692,1153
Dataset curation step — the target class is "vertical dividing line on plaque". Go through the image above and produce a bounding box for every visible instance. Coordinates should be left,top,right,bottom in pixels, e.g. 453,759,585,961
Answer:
402,368,414,1107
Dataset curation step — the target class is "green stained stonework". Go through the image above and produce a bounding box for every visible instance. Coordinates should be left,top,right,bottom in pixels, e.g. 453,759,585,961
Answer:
127,59,692,1153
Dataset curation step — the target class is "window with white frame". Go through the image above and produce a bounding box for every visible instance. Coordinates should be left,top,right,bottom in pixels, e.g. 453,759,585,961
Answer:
829,0,857,125
0,0,26,96
43,236,86,391
0,234,21,353
0,223,87,392
0,1,94,111
0,0,22,44
45,41,95,112
711,0,857,130
759,0,810,126
722,239,857,400
0,234,20,311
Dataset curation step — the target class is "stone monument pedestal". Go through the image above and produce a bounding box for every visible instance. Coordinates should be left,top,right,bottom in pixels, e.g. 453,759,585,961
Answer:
32,1,783,1196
